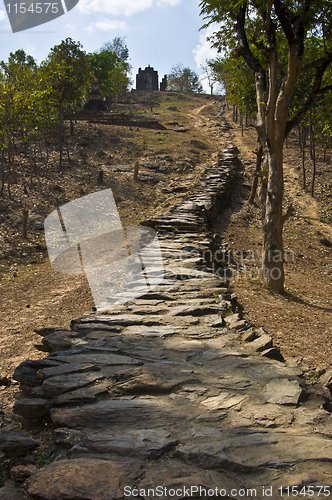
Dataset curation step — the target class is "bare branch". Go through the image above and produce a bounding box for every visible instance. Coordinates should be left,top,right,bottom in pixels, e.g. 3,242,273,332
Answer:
236,3,266,81
302,53,332,73
298,0,313,26
285,59,332,136
318,84,332,95
273,0,295,46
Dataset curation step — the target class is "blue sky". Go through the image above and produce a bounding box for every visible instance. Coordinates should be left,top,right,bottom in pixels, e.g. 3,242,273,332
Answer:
0,0,220,92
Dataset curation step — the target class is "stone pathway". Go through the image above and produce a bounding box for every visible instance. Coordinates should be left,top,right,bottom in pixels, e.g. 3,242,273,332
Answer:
1,116,332,500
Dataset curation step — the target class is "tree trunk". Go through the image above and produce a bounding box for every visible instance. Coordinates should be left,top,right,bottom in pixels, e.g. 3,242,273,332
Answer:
261,144,285,293
298,125,302,151
22,209,29,239
29,132,33,187
249,143,263,204
59,106,63,173
311,121,316,196
9,140,16,184
44,131,49,177
301,126,306,189
0,145,4,198
7,146,11,199
133,161,139,182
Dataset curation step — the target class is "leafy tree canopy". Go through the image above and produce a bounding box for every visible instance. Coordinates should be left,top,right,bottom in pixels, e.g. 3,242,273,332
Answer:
167,63,203,93
200,0,332,293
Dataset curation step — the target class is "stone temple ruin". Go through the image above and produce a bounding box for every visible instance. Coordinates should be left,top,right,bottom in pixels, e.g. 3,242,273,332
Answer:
136,65,167,92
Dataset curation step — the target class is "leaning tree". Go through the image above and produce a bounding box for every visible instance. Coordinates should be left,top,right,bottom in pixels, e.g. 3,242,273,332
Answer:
200,0,332,292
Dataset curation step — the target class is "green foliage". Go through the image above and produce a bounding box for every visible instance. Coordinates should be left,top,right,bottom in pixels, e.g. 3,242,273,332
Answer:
200,0,332,134
88,50,130,101
208,57,256,114
101,37,131,67
88,37,131,102
167,63,203,94
42,37,92,111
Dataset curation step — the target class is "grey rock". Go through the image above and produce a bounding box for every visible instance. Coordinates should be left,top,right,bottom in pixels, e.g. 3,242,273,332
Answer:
27,459,145,500
53,428,84,448
121,325,180,338
319,370,332,392
261,347,285,362
228,320,250,331
74,315,144,327
51,400,187,430
34,326,68,337
263,378,304,405
201,392,248,410
50,352,143,367
242,328,257,342
13,359,59,387
38,363,101,380
0,431,39,457
54,383,110,405
168,305,221,317
82,429,177,459
249,333,273,352
13,398,50,419
42,371,105,398
42,331,86,352
0,482,26,500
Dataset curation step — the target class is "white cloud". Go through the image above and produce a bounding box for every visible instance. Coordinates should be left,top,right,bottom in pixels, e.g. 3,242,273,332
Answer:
193,25,220,93
95,20,127,30
78,0,182,16
0,10,6,20
86,19,127,33
193,25,219,70
156,0,182,6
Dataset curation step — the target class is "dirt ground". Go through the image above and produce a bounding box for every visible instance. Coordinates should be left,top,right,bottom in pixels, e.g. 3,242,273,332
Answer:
0,93,224,420
0,94,331,423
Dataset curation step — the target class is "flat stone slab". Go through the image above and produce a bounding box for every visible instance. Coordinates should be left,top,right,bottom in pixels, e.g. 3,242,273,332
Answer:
201,392,249,410
0,431,39,458
249,333,273,352
121,325,180,338
82,429,178,459
51,399,187,430
38,363,100,380
168,305,221,316
263,378,304,405
54,383,110,406
74,315,145,327
42,371,105,398
174,431,332,472
27,459,144,500
50,352,143,367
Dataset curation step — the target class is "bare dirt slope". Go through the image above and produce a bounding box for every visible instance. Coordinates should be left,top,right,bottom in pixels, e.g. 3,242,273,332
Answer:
0,93,224,421
0,95,331,425
216,107,332,375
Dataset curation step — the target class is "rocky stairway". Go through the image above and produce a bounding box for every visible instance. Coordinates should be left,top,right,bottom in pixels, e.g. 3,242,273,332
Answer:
1,130,332,499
